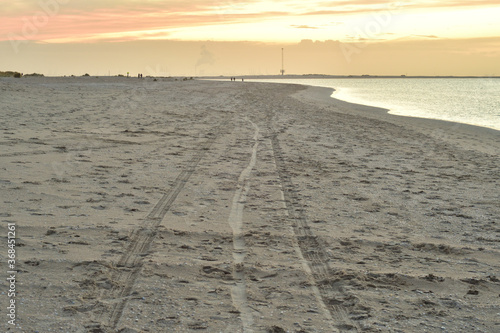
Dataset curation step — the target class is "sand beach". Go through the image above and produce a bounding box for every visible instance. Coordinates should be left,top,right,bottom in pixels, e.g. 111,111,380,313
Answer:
1,77,499,332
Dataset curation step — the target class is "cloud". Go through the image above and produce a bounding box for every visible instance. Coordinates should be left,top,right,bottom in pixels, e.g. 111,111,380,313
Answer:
316,0,500,10
0,0,403,43
425,0,500,9
300,0,500,16
291,25,319,29
413,35,439,39
2,0,499,44
0,0,291,43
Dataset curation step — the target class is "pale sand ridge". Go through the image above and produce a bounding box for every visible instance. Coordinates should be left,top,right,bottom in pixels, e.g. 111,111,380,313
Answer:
228,117,260,332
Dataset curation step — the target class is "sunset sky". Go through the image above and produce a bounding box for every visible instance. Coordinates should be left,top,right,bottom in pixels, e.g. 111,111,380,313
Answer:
1,0,500,76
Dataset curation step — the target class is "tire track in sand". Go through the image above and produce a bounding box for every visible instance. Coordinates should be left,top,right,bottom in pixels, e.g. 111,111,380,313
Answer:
227,117,260,333
99,117,230,330
269,126,360,333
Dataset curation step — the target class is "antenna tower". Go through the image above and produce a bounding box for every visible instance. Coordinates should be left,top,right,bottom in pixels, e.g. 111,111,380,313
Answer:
280,48,285,75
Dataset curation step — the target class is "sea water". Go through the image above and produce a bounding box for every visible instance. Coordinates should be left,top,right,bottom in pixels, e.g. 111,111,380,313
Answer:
248,78,500,131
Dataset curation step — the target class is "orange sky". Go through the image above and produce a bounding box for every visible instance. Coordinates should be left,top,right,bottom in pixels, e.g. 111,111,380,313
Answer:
1,0,500,76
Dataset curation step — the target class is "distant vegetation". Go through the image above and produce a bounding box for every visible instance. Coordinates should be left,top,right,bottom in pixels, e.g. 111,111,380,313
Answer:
0,71,22,77
0,71,45,78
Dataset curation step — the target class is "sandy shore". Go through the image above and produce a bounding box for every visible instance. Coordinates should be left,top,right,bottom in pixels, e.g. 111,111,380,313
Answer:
1,77,499,332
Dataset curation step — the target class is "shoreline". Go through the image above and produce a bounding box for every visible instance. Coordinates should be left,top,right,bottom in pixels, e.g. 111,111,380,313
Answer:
4,74,500,78
203,77,500,134
291,84,500,156
203,74,500,79
1,77,499,332
250,78,500,134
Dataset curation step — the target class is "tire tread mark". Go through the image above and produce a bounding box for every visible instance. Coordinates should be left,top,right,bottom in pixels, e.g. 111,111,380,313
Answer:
98,117,231,330
0,145,121,158
269,129,360,333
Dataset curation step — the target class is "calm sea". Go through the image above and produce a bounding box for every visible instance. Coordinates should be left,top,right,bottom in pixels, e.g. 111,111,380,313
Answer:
248,78,500,131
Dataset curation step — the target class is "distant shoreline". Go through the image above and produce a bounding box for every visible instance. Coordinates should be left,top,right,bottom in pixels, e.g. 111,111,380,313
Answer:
239,76,500,133
2,73,499,79
201,74,500,79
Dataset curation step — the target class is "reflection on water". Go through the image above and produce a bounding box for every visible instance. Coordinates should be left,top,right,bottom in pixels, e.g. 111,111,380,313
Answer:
249,78,500,131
